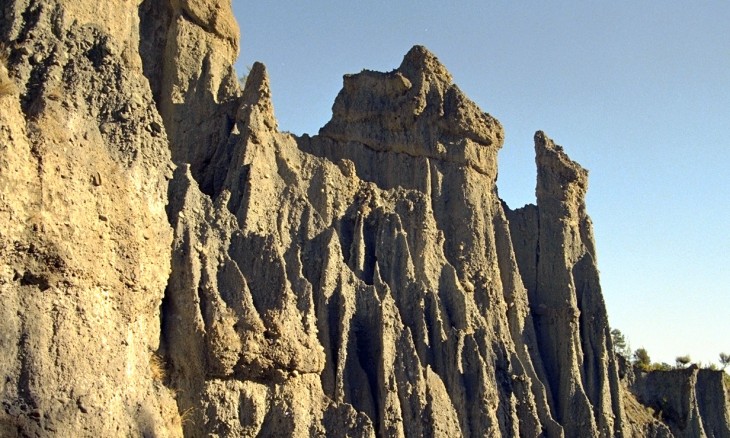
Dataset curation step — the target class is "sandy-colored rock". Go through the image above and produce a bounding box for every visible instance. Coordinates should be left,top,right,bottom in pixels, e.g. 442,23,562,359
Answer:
138,0,241,195
157,41,627,436
508,131,626,436
0,0,178,436
2,1,729,437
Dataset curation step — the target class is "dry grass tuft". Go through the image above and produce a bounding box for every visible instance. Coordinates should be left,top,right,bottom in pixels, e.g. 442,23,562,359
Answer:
0,74,16,97
0,44,8,67
179,407,195,426
0,45,17,97
149,352,167,381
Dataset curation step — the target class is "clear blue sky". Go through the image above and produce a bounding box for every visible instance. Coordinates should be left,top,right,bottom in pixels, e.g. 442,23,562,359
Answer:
232,2,730,367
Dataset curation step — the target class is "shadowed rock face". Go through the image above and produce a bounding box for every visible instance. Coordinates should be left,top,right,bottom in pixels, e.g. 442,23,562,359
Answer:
160,42,624,436
1,1,729,437
624,365,730,438
508,132,625,436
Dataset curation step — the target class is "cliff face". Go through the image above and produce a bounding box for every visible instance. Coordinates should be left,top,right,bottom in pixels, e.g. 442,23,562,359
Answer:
621,363,730,438
1,1,728,437
0,0,179,435
157,42,628,435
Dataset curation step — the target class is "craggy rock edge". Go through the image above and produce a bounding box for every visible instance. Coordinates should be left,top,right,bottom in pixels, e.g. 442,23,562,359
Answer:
1,1,728,437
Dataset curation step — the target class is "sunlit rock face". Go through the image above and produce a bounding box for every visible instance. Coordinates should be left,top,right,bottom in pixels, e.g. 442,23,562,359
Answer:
2,1,728,437
0,0,177,435
160,39,624,436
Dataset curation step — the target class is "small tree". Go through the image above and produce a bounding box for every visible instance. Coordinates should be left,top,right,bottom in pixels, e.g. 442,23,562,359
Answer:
611,329,631,358
654,362,672,371
719,353,730,370
238,64,253,90
633,348,651,371
676,355,691,368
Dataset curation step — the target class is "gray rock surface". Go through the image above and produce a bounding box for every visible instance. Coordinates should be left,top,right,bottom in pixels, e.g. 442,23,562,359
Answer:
1,0,729,437
508,132,625,436
627,365,730,438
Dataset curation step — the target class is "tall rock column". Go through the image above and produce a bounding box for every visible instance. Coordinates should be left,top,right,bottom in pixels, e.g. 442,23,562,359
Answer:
520,131,624,436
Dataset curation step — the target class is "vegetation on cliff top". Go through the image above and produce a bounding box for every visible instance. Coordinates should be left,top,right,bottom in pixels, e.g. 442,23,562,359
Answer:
612,329,729,373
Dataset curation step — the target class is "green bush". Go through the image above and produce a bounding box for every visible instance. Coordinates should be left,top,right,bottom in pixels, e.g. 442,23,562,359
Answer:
720,352,730,370
675,355,691,368
633,348,651,370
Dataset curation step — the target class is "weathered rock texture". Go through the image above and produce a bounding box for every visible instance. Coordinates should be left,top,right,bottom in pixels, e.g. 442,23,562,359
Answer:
0,0,178,435
1,0,729,437
621,363,730,438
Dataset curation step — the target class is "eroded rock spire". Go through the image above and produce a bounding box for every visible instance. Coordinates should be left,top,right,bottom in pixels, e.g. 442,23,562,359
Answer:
2,1,728,436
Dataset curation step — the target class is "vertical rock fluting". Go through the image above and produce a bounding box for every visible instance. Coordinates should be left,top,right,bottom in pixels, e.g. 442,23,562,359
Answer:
628,366,730,438
161,60,375,436
139,0,242,196
3,0,729,436
159,42,627,435
508,132,625,436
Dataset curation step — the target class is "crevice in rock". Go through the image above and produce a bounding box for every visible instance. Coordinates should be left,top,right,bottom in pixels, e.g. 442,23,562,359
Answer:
6,2,726,433
352,320,382,434
18,270,50,290
138,0,172,107
361,220,377,286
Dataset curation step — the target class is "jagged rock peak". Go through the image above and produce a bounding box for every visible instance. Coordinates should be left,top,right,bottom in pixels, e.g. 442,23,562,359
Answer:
241,62,270,105
535,130,588,190
4,0,730,435
320,45,504,176
397,45,453,83
237,61,277,131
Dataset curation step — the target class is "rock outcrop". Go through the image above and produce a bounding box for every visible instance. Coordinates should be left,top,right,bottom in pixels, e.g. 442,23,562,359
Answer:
1,0,729,437
621,363,730,438
0,0,178,435
507,132,625,436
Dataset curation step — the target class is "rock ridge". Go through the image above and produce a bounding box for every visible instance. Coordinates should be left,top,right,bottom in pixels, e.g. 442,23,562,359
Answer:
1,1,729,437
621,361,730,438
